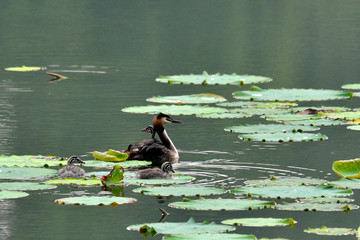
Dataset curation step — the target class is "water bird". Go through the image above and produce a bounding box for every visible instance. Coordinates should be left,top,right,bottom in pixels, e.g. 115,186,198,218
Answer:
135,162,175,179
125,113,182,166
57,155,85,179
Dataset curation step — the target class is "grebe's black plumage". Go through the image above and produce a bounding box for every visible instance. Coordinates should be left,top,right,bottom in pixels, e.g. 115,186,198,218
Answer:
125,113,182,166
57,155,85,179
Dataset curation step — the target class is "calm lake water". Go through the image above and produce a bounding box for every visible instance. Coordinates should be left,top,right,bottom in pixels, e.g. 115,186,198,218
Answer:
1,1,360,239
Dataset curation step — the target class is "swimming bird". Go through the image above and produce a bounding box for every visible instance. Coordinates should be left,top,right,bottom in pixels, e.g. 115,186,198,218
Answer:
125,113,182,166
57,155,85,179
135,162,175,179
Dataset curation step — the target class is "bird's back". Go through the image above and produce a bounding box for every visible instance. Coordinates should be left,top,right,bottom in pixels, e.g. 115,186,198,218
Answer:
57,165,85,179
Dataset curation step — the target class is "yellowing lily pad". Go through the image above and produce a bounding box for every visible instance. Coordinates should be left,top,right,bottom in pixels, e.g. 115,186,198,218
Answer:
221,218,296,227
55,195,137,206
44,177,101,186
225,124,319,134
0,167,57,179
304,226,356,236
332,158,360,178
156,72,272,86
133,186,227,197
163,233,256,240
0,190,29,200
0,155,66,168
92,149,128,162
169,197,275,211
0,182,57,191
122,104,226,115
147,93,227,104
238,132,328,142
233,87,352,101
5,66,44,72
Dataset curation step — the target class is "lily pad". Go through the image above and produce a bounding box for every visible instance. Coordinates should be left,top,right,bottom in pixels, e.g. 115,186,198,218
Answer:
84,160,151,169
229,108,291,116
298,197,354,204
147,93,227,104
217,101,297,108
275,201,358,212
282,119,345,126
233,86,352,101
196,112,251,119
133,186,227,197
238,132,328,142
225,124,319,134
101,165,124,186
332,158,360,178
0,182,57,191
232,185,352,199
163,233,256,240
304,226,356,236
262,114,322,122
0,155,66,168
122,175,195,186
244,177,327,187
92,149,128,162
169,197,275,211
221,218,296,227
342,83,360,90
5,66,44,72
127,217,235,236
0,190,29,200
122,104,226,115
329,178,360,189
347,125,360,131
155,72,272,86
0,167,57,179
319,111,360,120
44,177,102,186
55,195,137,206
291,106,349,113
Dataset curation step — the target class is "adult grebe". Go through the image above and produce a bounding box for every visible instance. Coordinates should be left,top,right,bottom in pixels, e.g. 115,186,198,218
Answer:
57,155,85,179
135,162,175,179
125,113,182,166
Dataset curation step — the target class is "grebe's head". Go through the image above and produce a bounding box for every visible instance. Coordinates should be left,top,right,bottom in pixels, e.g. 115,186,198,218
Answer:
67,155,85,165
161,162,175,173
153,113,182,126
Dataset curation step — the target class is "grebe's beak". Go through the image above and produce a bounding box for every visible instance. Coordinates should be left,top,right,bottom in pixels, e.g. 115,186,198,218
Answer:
78,159,85,164
170,119,182,124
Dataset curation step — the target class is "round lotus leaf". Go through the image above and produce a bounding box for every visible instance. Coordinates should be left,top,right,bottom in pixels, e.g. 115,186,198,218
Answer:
217,101,297,108
262,114,322,122
122,175,195,186
229,108,291,116
5,66,44,72
196,112,252,119
0,167,57,179
332,158,360,178
0,182,57,191
155,72,272,86
221,217,296,227
238,132,328,142
232,185,352,199
127,217,235,236
304,227,356,236
298,197,354,204
0,190,29,200
275,202,358,212
147,93,227,104
45,177,102,186
347,125,360,131
225,124,319,134
84,160,151,169
233,87,352,101
342,83,360,90
133,186,227,197
329,178,360,189
122,104,226,115
0,155,66,168
282,119,345,126
244,177,327,187
290,106,349,113
319,111,360,120
163,233,256,240
55,195,137,206
169,197,275,211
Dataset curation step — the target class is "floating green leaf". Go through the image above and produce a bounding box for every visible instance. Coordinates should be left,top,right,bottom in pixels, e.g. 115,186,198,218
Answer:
122,175,195,186
92,149,128,162
232,185,352,199
282,119,345,126
0,167,57,179
169,197,275,211
55,195,136,206
101,165,124,186
0,155,66,168
244,177,327,187
196,112,251,119
0,190,29,200
229,108,291,116
332,158,360,178
319,111,360,120
329,178,360,189
5,66,44,72
262,114,322,122
127,217,235,236
84,160,151,169
225,124,319,134
0,182,57,191
238,132,328,142
275,201,358,212
290,106,349,113
147,93,227,104
163,233,256,240
156,72,272,86
347,125,360,131
342,83,360,90
298,197,354,204
304,226,356,236
233,87,352,101
122,104,226,115
217,101,297,108
44,177,101,186
221,218,296,227
133,186,227,197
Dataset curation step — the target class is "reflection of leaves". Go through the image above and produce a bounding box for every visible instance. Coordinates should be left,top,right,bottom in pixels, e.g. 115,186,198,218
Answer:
47,72,68,83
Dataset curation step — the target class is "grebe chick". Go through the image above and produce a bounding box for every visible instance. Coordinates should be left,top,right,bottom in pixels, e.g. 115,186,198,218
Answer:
57,155,85,179
135,162,175,179
125,113,182,166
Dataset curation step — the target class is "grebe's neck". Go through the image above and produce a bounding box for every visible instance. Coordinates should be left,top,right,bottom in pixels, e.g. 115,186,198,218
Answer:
155,126,178,154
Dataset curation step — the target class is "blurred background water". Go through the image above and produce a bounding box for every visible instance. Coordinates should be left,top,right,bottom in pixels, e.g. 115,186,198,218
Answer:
1,1,360,239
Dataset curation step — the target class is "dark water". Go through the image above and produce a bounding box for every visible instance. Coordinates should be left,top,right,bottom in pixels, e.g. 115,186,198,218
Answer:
1,1,360,239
